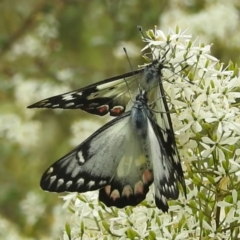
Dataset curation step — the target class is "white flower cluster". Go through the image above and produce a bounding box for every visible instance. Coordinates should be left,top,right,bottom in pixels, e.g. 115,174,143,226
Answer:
0,216,33,240
0,74,71,149
7,14,58,60
0,113,41,148
160,0,240,48
20,191,45,226
60,27,240,239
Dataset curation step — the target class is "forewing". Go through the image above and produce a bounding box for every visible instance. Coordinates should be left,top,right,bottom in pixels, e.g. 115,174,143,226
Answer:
40,111,153,208
28,70,143,116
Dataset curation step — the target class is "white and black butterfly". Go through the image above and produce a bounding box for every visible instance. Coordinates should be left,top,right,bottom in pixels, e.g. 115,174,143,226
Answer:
40,90,186,212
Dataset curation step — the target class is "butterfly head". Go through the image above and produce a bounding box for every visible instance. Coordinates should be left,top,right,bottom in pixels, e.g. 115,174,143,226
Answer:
135,89,148,103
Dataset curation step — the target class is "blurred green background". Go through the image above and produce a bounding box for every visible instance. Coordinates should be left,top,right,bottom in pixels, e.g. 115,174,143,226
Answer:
0,0,240,239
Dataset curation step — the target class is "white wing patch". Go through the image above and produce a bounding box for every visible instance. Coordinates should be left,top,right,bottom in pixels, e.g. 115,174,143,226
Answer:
95,79,124,91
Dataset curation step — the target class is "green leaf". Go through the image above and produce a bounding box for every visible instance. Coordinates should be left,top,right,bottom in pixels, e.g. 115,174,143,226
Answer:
80,221,85,233
126,228,140,239
65,223,71,240
148,230,156,239
102,220,110,232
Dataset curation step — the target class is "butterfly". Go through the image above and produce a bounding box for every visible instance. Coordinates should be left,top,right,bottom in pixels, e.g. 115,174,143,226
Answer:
40,90,186,212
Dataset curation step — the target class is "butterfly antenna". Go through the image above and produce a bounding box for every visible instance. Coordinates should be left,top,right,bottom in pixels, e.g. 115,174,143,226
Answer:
123,47,141,102
123,47,134,73
137,25,145,38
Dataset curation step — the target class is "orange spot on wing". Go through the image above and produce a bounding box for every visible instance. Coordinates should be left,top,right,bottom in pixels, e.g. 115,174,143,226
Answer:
142,170,153,184
104,185,111,195
134,181,144,195
110,189,120,201
110,106,125,116
122,185,133,198
97,105,109,114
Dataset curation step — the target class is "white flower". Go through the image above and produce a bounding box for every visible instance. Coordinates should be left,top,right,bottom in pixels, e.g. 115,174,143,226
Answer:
19,192,45,226
0,113,41,148
56,69,74,82
201,132,240,162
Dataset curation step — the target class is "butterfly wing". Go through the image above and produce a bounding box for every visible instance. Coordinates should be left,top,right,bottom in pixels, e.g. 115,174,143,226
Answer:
40,111,153,208
145,86,186,212
155,83,186,189
145,118,179,212
28,70,144,116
